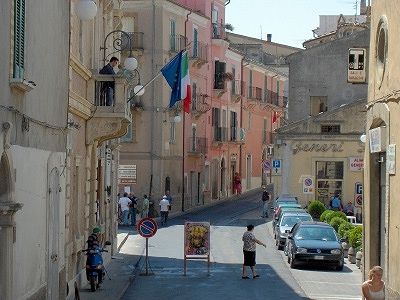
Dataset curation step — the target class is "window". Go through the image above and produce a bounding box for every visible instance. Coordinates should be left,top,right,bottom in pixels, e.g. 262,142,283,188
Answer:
230,111,237,141
262,118,268,144
248,70,253,98
193,28,198,57
169,120,176,143
191,82,197,111
321,125,340,134
316,161,344,206
310,96,327,116
169,19,176,51
13,0,26,79
214,61,226,89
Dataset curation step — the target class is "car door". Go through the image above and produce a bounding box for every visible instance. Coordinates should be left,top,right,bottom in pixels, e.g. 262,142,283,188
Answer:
287,223,300,257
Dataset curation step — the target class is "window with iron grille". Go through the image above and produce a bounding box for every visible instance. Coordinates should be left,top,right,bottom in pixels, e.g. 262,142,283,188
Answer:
321,125,340,134
214,61,226,89
191,82,197,111
13,0,26,79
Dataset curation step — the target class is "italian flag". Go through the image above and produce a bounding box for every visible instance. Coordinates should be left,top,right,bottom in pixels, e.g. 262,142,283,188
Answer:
180,51,191,113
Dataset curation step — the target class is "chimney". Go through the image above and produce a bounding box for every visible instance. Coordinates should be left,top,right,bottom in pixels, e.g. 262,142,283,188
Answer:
267,34,272,42
360,0,367,15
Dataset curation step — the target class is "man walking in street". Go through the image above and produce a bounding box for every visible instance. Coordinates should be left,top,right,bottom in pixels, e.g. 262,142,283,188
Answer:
118,192,132,226
261,187,270,218
242,224,266,279
165,190,173,211
159,195,170,226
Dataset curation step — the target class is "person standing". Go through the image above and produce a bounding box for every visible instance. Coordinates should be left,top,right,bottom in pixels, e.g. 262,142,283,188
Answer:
159,195,170,226
362,266,385,300
242,224,266,279
165,190,173,211
343,201,355,216
141,194,150,218
118,193,132,226
99,56,119,106
128,193,138,227
233,172,242,195
330,192,343,211
261,187,270,218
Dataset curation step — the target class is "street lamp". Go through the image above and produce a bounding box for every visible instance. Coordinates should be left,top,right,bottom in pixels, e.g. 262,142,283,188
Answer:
360,134,366,143
75,0,98,21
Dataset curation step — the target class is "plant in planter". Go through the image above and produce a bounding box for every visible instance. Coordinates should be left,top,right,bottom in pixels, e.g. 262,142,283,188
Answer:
329,216,346,232
320,210,333,222
338,222,353,258
307,200,326,219
325,211,347,224
348,226,362,264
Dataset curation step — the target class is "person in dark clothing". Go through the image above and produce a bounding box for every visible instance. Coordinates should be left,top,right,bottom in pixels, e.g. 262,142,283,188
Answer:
99,56,119,106
261,187,270,218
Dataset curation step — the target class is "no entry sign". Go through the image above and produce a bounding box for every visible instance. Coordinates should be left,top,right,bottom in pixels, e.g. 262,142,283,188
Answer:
137,218,158,238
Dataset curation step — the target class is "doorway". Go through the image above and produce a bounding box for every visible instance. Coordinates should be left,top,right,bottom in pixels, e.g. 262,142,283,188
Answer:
48,167,60,300
246,155,252,190
231,163,236,194
220,158,226,197
378,153,387,268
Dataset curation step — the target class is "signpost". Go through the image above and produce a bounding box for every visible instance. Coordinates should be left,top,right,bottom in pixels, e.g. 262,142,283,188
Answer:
137,217,158,275
184,222,210,276
272,159,282,175
262,160,271,171
354,182,363,208
303,176,314,194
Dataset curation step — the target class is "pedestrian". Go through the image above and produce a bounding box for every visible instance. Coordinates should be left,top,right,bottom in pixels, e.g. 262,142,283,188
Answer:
242,224,266,279
261,187,270,218
128,193,138,227
141,194,150,218
343,200,355,216
99,56,119,106
165,190,173,211
233,172,242,195
329,192,343,211
362,266,385,300
159,195,170,226
118,192,132,226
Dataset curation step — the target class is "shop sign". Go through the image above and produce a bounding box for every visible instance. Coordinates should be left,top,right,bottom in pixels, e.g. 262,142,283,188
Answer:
348,48,366,83
349,157,364,171
369,127,387,153
292,142,344,155
118,164,137,184
387,144,396,175
303,176,314,194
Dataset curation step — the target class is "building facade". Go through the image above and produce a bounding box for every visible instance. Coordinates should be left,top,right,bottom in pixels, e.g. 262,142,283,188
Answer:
363,1,400,297
0,0,69,299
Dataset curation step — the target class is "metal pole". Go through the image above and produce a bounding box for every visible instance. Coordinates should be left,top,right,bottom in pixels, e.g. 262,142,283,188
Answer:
145,238,149,275
182,112,186,212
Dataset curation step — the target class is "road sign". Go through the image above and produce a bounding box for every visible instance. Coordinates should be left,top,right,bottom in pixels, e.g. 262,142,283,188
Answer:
272,159,282,175
354,194,363,207
303,176,314,194
137,218,158,238
262,160,271,171
355,182,363,195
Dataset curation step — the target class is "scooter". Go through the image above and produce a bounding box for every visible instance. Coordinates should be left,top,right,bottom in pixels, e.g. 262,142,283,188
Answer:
83,237,112,292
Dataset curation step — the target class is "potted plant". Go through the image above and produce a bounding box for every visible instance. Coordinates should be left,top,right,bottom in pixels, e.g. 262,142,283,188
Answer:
307,200,326,220
348,226,362,264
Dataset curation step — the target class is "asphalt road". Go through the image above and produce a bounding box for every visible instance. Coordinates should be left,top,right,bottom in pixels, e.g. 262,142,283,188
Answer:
119,194,362,300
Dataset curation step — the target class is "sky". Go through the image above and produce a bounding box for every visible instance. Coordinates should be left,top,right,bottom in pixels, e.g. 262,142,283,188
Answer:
225,0,359,48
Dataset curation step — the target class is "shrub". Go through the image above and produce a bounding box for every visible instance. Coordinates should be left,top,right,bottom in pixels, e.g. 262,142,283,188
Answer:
329,217,347,232
307,200,326,219
338,222,354,240
320,210,334,222
348,226,363,249
325,211,347,223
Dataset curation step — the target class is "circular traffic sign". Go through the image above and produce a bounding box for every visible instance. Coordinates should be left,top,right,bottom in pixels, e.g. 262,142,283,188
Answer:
137,218,158,238
304,178,313,187
355,194,363,206
262,161,271,171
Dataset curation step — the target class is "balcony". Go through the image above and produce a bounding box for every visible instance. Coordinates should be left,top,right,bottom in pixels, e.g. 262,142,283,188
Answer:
229,127,245,143
262,131,273,145
169,34,187,53
121,32,144,54
191,97,211,118
213,127,228,143
264,90,280,106
190,41,208,66
231,80,244,102
86,74,132,145
212,23,226,40
247,86,263,101
187,137,208,156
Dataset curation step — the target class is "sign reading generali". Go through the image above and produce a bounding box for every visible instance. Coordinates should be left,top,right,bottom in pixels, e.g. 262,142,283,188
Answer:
349,157,364,171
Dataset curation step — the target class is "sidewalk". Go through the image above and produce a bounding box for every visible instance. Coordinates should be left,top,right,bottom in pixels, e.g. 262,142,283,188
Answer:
78,189,261,299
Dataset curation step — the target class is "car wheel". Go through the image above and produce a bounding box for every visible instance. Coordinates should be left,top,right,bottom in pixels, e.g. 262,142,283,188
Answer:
287,254,291,264
336,260,344,271
290,255,297,269
277,243,283,251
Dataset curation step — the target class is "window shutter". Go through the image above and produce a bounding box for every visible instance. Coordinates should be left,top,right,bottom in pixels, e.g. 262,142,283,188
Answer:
13,0,25,79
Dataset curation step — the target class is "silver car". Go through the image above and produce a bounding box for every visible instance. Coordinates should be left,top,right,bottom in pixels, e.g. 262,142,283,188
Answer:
274,212,313,250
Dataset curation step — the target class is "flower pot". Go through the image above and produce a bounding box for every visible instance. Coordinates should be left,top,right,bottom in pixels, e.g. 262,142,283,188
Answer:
342,242,349,258
348,247,356,264
356,251,363,268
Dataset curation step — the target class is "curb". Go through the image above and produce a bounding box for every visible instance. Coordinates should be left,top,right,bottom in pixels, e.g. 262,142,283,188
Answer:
115,256,142,300
117,233,130,252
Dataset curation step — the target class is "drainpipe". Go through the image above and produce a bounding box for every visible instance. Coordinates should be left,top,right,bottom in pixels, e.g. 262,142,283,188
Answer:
150,0,155,199
239,58,244,176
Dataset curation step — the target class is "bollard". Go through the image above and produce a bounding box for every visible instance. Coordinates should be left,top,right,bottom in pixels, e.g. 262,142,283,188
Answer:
356,251,362,268
348,247,356,264
342,242,349,258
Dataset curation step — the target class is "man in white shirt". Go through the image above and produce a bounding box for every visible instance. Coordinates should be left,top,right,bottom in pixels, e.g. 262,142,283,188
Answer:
159,195,170,226
118,192,132,226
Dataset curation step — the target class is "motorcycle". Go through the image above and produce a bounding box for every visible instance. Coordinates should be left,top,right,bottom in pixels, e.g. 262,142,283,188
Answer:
83,236,112,292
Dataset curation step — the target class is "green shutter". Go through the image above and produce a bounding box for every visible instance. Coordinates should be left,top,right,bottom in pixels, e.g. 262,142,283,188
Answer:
13,0,25,79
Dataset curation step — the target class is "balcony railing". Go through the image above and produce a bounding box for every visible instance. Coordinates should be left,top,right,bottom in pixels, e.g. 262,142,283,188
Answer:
213,126,228,142
264,90,279,105
231,80,244,96
187,137,208,154
170,34,187,52
212,23,225,39
190,41,208,62
248,86,263,101
262,131,273,145
121,32,144,51
283,96,288,107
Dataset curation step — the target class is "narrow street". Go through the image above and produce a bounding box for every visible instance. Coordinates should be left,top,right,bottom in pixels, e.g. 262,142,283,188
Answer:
119,194,362,300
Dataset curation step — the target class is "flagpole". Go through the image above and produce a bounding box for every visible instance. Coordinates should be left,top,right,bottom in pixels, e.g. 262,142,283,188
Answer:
126,71,162,103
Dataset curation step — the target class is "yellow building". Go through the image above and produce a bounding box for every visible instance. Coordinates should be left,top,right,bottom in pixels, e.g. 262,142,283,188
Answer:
363,1,400,297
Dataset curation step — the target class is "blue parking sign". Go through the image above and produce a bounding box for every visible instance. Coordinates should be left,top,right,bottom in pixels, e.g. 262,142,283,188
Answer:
273,160,281,168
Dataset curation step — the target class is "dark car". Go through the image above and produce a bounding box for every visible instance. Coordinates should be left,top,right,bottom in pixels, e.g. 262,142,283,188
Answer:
286,221,344,270
274,212,313,250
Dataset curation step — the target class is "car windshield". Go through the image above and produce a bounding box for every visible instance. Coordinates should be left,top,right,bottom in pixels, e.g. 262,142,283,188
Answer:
294,226,338,241
281,216,312,227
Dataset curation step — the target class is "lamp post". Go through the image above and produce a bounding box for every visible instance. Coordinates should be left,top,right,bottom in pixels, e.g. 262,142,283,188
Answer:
75,0,98,21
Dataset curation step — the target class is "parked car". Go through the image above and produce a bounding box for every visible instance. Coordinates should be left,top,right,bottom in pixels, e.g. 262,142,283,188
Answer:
286,221,344,270
273,207,306,229
274,203,303,220
272,195,298,210
274,212,313,250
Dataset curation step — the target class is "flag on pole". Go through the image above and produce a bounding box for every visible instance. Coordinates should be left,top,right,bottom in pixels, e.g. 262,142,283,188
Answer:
272,111,278,124
161,50,191,113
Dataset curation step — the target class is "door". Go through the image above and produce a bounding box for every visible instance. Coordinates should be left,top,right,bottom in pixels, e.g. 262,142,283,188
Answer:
231,163,236,194
378,153,387,268
246,155,252,190
190,171,196,206
220,158,226,196
197,172,201,204
48,167,60,300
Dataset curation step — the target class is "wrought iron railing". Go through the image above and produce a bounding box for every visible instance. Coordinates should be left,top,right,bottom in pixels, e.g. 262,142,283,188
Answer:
264,90,279,105
121,32,144,51
187,137,208,154
231,80,243,96
213,127,228,142
212,23,225,39
248,86,263,101
190,41,208,61
169,34,187,52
